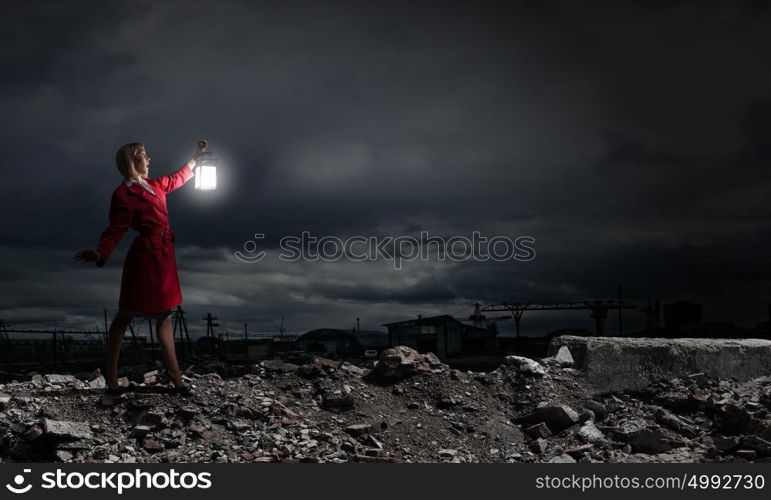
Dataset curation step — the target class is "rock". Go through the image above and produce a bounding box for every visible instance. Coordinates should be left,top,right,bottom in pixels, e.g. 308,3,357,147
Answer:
42,419,93,440
143,439,164,452
344,422,384,437
0,392,10,409
178,407,199,420
736,449,757,461
609,419,647,442
55,450,73,462
322,393,354,410
628,429,671,454
654,391,691,411
547,336,771,394
579,400,607,421
188,424,212,439
740,435,771,457
260,360,299,373
553,346,574,367
438,449,457,457
369,346,444,382
577,421,606,444
717,404,751,433
565,444,594,458
548,453,576,463
143,370,159,385
88,376,106,389
517,405,580,433
714,435,741,453
345,423,372,437
504,356,546,377
131,425,151,438
227,420,251,432
143,411,165,424
45,374,76,384
23,425,43,441
655,408,698,438
340,362,368,376
89,368,102,381
530,438,548,454
689,389,712,411
525,422,552,439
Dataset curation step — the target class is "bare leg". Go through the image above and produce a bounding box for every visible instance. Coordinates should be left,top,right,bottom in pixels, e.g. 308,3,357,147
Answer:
106,315,132,390
156,314,184,386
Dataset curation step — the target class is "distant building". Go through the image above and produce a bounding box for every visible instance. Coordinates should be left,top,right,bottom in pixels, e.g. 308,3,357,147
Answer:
664,301,703,333
295,328,388,358
382,314,498,357
352,330,389,352
681,322,751,338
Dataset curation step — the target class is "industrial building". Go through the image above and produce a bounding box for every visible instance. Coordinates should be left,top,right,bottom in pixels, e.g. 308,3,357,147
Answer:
295,329,388,358
382,314,498,358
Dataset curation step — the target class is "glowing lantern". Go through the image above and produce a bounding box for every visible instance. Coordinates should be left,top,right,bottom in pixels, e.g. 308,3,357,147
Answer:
194,151,218,190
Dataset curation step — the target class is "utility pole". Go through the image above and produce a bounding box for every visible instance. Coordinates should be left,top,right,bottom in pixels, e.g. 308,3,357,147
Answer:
172,305,190,358
203,313,219,338
147,317,155,349
103,308,109,338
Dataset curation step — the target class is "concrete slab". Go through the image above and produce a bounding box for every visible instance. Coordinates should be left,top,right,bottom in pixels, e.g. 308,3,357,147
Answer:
548,336,771,394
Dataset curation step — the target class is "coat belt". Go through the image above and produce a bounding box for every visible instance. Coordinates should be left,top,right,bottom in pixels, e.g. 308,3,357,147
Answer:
137,227,175,246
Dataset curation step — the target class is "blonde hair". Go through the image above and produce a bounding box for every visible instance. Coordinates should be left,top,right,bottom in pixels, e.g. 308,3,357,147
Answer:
115,143,144,179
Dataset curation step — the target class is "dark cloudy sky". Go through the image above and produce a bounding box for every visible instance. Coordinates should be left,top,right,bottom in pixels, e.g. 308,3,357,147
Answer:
2,0,771,338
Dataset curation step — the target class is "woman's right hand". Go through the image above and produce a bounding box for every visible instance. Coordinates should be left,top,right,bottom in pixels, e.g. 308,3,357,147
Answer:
192,139,208,160
73,249,100,264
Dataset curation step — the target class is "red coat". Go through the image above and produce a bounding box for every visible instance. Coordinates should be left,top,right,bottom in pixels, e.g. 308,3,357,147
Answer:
96,163,194,314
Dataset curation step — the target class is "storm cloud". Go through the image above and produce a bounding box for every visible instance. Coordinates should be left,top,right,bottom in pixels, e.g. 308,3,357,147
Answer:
2,0,771,337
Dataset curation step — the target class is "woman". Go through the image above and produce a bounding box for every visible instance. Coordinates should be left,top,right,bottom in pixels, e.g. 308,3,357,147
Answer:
74,140,207,396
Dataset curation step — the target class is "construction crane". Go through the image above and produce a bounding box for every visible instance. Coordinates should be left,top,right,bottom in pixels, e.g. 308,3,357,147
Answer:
470,300,637,338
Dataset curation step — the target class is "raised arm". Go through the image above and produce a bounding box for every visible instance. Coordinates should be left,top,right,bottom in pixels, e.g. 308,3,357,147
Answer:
155,162,195,194
154,139,208,194
95,191,134,267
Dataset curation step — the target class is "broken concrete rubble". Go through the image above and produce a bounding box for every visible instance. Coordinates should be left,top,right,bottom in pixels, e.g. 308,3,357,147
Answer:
0,340,769,463
516,405,580,433
504,356,546,377
367,346,446,383
549,336,771,394
42,419,93,440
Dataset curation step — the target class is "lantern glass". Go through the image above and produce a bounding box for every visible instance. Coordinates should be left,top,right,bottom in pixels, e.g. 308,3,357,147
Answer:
194,164,217,190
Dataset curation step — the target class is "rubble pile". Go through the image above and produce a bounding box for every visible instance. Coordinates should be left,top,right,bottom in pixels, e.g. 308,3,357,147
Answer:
0,346,768,463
